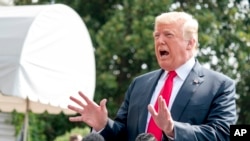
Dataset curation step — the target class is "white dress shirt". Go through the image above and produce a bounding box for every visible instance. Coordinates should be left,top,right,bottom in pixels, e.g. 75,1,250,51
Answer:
146,57,195,131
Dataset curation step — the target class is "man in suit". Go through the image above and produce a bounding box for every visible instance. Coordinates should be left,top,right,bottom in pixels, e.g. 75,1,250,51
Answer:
68,11,237,141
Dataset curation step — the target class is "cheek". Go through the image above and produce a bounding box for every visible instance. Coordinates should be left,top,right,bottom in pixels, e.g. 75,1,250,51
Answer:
154,44,159,55
175,41,187,51
155,49,160,60
171,46,186,59
154,39,159,47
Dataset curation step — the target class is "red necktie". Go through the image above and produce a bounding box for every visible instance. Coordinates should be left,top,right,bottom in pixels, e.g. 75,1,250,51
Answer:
147,71,177,141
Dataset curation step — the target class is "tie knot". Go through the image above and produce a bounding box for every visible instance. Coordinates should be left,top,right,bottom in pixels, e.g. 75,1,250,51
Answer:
168,71,177,78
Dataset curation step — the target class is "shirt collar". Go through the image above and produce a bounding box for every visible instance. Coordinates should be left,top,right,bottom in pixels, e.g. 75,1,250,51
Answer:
163,57,195,81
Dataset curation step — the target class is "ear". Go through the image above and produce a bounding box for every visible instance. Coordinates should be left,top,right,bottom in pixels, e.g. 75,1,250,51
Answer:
187,38,196,50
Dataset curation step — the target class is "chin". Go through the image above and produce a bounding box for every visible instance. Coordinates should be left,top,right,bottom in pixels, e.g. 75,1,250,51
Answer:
158,63,170,71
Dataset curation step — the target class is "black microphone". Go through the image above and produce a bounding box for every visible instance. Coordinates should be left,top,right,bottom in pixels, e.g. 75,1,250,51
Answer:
135,133,157,141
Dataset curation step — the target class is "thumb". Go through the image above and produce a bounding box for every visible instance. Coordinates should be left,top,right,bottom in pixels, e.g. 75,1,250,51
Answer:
100,99,107,111
148,104,157,118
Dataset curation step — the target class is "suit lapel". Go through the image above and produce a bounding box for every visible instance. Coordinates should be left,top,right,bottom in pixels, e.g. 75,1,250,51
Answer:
171,61,204,120
138,69,164,132
137,61,205,131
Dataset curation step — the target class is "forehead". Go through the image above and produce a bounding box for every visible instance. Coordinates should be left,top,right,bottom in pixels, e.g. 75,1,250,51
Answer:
154,23,179,33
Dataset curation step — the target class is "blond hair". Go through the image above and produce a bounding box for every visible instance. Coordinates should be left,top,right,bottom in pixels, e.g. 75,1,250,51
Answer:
155,12,199,49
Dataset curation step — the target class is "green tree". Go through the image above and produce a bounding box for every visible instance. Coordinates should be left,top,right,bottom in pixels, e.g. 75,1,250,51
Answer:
11,0,124,140
95,0,174,117
11,0,250,140
172,0,250,124
95,0,250,124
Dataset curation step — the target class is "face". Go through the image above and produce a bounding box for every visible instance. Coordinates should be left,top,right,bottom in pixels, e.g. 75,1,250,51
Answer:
154,22,192,71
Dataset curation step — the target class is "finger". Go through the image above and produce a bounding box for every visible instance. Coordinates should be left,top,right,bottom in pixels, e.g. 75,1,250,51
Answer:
164,102,171,117
100,99,107,111
148,104,157,117
67,105,84,113
69,116,83,122
78,91,96,106
158,96,171,118
159,96,166,111
69,96,86,108
157,96,164,113
162,97,168,110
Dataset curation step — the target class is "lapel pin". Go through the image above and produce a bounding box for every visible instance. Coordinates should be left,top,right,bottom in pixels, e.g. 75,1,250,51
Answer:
193,79,199,84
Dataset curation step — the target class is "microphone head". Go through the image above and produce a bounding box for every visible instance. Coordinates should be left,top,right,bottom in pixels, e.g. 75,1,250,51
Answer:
135,133,157,141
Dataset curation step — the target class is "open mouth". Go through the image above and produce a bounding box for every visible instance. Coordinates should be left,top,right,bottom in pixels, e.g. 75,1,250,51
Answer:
160,50,169,56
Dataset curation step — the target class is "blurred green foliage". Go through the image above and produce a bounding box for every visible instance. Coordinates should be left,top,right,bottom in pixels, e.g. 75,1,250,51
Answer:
11,0,250,140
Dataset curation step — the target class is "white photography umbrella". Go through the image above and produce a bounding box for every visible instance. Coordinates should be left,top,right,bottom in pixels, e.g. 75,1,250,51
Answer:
0,4,95,140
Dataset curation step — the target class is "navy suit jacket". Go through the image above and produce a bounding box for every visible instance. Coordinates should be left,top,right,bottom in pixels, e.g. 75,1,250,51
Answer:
100,60,237,141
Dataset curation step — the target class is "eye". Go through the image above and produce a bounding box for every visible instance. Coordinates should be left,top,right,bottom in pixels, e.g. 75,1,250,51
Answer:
165,33,173,38
154,33,160,39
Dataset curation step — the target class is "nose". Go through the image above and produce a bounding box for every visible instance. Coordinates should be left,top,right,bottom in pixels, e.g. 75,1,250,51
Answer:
157,35,166,45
